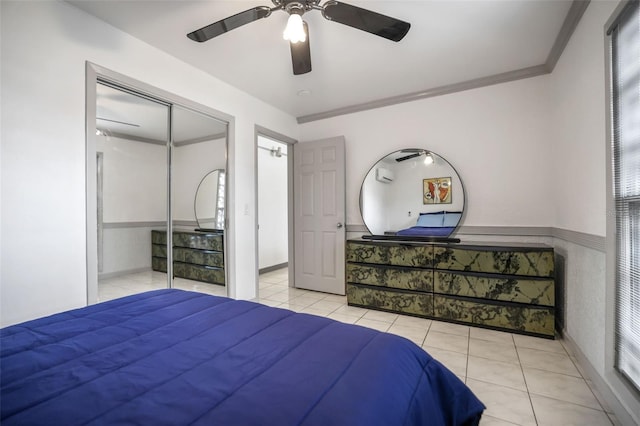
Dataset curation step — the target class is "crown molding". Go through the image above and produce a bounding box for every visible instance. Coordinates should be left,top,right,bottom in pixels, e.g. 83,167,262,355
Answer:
545,0,591,72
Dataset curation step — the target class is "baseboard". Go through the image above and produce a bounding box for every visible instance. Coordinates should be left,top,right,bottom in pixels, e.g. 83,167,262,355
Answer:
562,331,637,425
98,267,151,280
259,262,288,274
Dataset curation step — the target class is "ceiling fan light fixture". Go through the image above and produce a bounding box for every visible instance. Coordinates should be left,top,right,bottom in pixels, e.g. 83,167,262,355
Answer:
424,152,434,165
283,12,306,43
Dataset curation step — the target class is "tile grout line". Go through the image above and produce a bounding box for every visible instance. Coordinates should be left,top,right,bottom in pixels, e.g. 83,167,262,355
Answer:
418,320,431,347
514,335,611,423
563,349,612,417
514,335,540,426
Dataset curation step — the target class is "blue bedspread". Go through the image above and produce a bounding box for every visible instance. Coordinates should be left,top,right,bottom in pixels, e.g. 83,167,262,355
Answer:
396,226,456,237
1,289,484,425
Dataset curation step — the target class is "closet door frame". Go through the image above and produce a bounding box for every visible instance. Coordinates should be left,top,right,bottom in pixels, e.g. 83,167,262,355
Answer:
85,62,234,305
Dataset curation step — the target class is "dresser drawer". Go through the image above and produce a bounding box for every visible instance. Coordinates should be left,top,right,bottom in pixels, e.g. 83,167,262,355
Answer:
433,295,554,337
173,232,222,251
152,257,225,285
434,271,554,306
347,263,433,292
433,246,554,277
174,262,225,285
174,248,223,268
347,284,433,317
346,242,433,267
152,256,168,272
152,230,166,245
151,243,167,258
152,230,223,251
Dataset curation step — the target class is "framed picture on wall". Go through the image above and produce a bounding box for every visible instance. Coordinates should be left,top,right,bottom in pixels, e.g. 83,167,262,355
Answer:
423,177,452,204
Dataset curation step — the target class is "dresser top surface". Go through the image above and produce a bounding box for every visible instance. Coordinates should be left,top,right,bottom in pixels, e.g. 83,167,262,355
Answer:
347,238,553,251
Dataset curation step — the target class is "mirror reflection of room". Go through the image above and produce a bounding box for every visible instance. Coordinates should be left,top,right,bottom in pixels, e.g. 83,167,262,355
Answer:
165,105,227,294
360,149,465,239
96,83,169,301
194,169,225,231
96,83,228,302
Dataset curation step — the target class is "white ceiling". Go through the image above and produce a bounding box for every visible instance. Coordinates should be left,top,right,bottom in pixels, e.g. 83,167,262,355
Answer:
72,0,574,121
97,83,227,143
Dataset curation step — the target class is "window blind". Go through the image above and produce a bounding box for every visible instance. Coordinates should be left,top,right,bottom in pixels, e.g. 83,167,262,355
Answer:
612,0,640,393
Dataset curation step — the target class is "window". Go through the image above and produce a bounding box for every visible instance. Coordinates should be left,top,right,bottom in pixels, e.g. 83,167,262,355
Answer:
611,0,640,392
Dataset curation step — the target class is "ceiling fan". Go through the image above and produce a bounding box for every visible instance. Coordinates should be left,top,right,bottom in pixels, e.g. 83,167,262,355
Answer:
186,0,410,75
396,149,434,165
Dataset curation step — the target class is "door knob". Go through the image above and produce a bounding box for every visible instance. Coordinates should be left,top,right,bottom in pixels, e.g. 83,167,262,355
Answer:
337,222,343,229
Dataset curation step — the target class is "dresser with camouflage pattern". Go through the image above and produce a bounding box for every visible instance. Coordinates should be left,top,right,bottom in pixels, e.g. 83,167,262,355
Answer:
152,230,225,285
346,239,555,338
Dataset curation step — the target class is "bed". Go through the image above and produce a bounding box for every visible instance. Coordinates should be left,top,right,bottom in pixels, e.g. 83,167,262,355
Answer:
396,211,462,237
1,289,484,425
396,226,456,237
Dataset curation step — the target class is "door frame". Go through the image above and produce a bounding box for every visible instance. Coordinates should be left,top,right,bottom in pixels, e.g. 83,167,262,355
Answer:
85,62,235,304
254,126,298,292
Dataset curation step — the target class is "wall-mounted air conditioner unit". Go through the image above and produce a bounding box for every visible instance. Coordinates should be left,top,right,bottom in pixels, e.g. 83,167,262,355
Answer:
375,167,394,183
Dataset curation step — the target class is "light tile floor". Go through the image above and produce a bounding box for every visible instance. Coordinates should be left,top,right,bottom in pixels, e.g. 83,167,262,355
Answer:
100,268,619,426
98,270,226,302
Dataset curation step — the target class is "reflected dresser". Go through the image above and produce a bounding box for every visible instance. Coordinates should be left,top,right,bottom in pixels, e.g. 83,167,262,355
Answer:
151,230,225,285
346,239,555,338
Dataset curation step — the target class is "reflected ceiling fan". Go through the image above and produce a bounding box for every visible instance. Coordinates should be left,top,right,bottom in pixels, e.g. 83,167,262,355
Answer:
396,149,433,165
187,0,410,75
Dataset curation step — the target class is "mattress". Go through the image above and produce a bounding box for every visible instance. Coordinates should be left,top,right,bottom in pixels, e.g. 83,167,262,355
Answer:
1,289,484,425
396,226,456,237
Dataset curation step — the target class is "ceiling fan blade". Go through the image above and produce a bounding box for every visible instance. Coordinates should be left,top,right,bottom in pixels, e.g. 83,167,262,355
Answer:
396,153,423,162
187,6,272,42
322,1,410,42
290,22,311,75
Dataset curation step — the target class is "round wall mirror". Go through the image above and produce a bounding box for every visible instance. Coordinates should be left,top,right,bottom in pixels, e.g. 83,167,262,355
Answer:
194,169,225,231
360,149,465,239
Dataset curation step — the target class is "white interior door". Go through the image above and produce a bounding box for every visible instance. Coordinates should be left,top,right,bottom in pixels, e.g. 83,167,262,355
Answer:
293,136,346,295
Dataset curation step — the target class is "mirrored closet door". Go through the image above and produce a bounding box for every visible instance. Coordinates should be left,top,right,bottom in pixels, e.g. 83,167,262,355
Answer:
169,106,227,296
93,80,228,302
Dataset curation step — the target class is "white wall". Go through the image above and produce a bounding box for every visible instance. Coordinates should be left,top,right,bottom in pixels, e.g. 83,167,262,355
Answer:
173,138,226,222
549,1,639,422
361,167,392,232
549,0,612,374
550,4,610,238
299,74,554,229
0,0,298,326
97,135,166,276
257,137,288,269
101,226,156,276
98,136,167,222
